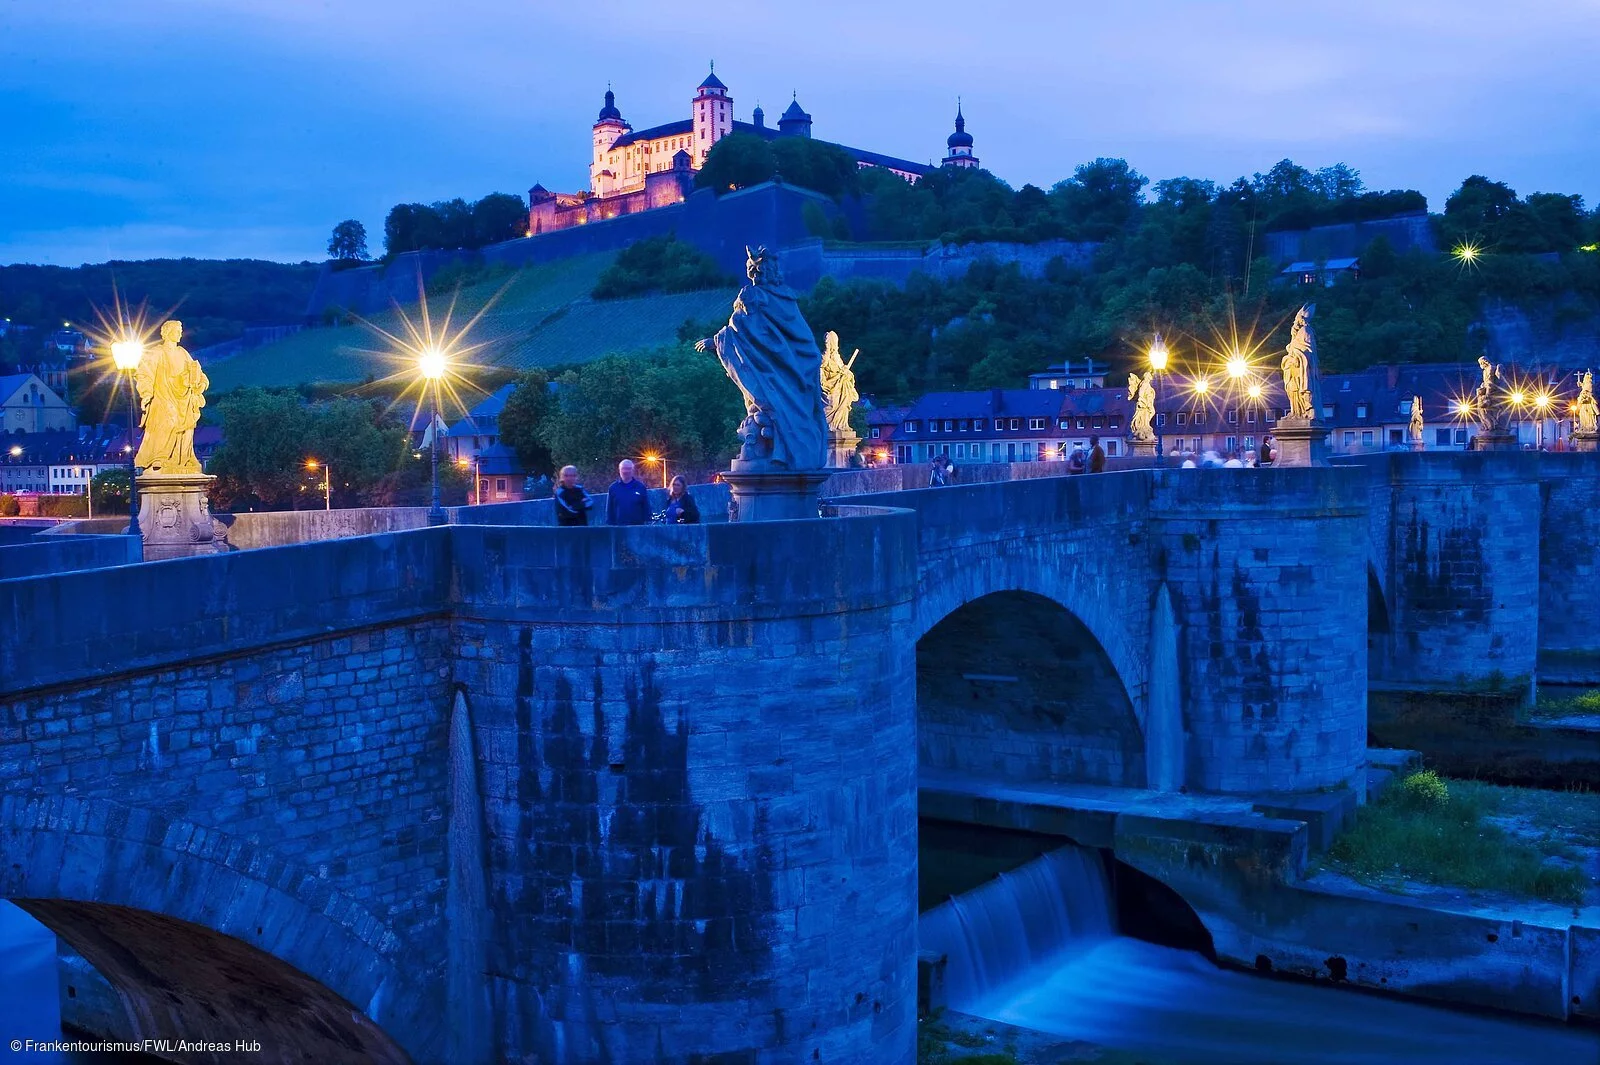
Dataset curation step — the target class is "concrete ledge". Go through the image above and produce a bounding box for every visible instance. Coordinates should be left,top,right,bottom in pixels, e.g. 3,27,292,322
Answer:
1249,789,1359,853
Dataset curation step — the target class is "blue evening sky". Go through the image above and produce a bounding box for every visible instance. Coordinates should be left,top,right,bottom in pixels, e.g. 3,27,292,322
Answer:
3,0,1596,265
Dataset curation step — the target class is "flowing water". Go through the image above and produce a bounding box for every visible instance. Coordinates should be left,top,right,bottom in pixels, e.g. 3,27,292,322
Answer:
920,845,1600,1065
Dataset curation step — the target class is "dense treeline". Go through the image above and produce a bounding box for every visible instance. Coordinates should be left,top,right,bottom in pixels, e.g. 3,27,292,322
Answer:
381,193,529,258
0,259,319,353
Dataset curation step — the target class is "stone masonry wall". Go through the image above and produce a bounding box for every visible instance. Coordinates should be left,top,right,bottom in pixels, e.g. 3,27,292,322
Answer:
1379,453,1541,699
1536,453,1600,682
448,512,920,1063
1152,468,1370,794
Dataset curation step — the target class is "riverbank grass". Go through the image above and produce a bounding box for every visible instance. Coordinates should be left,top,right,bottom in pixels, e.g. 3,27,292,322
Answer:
1327,771,1594,906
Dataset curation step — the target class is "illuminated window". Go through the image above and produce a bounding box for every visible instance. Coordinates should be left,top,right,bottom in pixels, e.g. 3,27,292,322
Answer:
1356,403,1369,418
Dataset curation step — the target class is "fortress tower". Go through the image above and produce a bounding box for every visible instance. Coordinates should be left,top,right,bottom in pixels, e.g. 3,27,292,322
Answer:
942,103,978,169
692,64,733,165
591,88,630,197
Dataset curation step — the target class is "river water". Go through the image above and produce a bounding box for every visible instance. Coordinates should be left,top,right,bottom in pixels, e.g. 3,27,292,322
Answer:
919,846,1600,1065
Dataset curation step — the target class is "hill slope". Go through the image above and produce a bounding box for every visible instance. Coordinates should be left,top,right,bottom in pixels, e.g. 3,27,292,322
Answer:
206,254,737,392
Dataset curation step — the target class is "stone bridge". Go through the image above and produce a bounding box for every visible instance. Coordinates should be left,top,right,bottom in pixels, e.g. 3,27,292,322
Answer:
3,455,1598,1062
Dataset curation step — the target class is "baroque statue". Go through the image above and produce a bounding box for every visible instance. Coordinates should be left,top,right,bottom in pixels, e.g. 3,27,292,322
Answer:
1127,371,1155,442
1410,395,1425,444
697,247,828,470
1280,303,1321,422
1575,370,1598,436
135,320,210,474
1475,356,1505,432
820,331,860,437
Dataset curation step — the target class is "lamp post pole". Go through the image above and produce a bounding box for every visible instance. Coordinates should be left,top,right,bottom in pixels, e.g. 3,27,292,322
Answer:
111,341,144,539
1149,334,1170,468
429,386,444,524
323,462,331,510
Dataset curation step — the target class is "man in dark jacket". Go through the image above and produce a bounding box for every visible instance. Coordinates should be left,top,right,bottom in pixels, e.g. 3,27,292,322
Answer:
607,459,652,526
553,465,592,526
1089,436,1106,473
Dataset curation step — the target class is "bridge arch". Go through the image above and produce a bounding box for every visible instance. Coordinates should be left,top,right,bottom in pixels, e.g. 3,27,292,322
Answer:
0,795,421,1062
917,589,1147,788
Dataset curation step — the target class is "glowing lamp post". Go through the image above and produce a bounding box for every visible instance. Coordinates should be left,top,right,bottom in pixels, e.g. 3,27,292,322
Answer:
1149,335,1170,467
458,456,481,505
642,453,667,489
110,339,144,538
306,459,331,511
419,346,447,526
1534,392,1551,449
1225,352,1249,381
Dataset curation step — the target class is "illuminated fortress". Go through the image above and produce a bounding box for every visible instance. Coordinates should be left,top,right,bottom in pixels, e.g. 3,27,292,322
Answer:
528,66,979,235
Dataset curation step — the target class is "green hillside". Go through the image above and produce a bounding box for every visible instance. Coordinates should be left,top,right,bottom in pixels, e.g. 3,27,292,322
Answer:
205,254,737,392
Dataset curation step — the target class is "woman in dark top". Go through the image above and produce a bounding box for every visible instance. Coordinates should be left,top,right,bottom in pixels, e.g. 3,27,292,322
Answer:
662,475,700,524
553,465,593,527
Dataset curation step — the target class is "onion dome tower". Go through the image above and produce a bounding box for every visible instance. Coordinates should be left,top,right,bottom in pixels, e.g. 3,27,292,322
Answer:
942,101,978,169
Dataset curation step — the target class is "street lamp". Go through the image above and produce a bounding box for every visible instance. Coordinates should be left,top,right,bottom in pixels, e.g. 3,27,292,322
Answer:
457,456,481,505
1534,391,1552,449
1148,334,1170,467
641,452,667,489
419,345,447,526
305,459,331,510
1225,351,1249,381
110,339,144,539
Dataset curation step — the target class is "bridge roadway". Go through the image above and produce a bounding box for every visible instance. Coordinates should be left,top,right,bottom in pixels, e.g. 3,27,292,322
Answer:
0,453,1597,1062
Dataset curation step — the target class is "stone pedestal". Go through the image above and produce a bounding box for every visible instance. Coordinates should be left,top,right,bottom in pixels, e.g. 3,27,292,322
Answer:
722,467,832,523
1271,419,1327,467
1569,431,1598,453
1474,429,1520,452
1131,439,1157,459
136,472,227,560
827,433,861,470
1409,439,1427,453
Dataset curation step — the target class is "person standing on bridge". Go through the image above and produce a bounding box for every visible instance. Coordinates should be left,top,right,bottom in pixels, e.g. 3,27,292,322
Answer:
607,459,652,526
554,465,593,526
1089,436,1106,474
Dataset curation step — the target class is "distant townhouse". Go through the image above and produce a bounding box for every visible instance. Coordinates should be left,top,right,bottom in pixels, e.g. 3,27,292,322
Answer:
1028,359,1109,391
446,383,516,464
893,388,1131,466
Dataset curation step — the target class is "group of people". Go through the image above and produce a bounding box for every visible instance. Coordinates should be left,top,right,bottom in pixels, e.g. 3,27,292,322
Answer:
552,459,700,527
1179,436,1277,468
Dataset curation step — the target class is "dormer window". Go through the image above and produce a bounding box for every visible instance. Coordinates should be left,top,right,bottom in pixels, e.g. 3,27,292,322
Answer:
1356,403,1369,418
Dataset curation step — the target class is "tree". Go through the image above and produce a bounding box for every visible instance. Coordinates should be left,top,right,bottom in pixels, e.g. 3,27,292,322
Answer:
327,220,369,261
472,193,528,247
591,236,732,299
1052,158,1147,240
770,137,861,201
384,203,433,257
498,369,556,475
694,133,776,194
90,467,131,514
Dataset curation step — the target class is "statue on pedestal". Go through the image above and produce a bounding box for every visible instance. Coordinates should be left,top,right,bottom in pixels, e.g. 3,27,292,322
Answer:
696,247,827,470
135,320,209,473
1409,395,1425,445
820,331,859,437
1574,370,1598,436
1474,356,1503,432
1127,371,1155,442
1280,304,1321,422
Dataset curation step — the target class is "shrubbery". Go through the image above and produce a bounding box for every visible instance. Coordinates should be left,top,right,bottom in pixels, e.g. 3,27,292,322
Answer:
591,236,732,300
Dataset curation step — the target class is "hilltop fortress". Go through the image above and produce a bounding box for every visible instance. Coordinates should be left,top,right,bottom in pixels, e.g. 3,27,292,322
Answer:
528,65,980,235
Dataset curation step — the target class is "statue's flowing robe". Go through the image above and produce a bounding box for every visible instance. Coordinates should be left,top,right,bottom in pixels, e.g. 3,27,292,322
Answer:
711,280,827,469
134,342,208,472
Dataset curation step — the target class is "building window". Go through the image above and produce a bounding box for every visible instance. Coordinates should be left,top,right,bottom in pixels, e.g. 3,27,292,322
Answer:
1344,431,1356,445
1156,413,1166,427
1176,413,1188,426
496,478,507,492
869,427,880,439
1106,440,1119,456
1435,428,1451,446
1361,430,1375,446
1028,417,1046,431
1058,418,1070,429
1227,409,1239,424
1322,405,1334,419
1021,443,1033,461
1091,417,1104,429
1455,429,1468,444
1076,418,1087,430
1246,410,1256,423
930,421,940,433
944,419,954,432
1243,436,1254,449
958,419,970,432
904,420,918,433
1225,436,1237,450
1009,418,1021,430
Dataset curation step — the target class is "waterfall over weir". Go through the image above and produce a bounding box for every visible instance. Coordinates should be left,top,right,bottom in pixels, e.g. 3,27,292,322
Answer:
918,845,1600,1065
